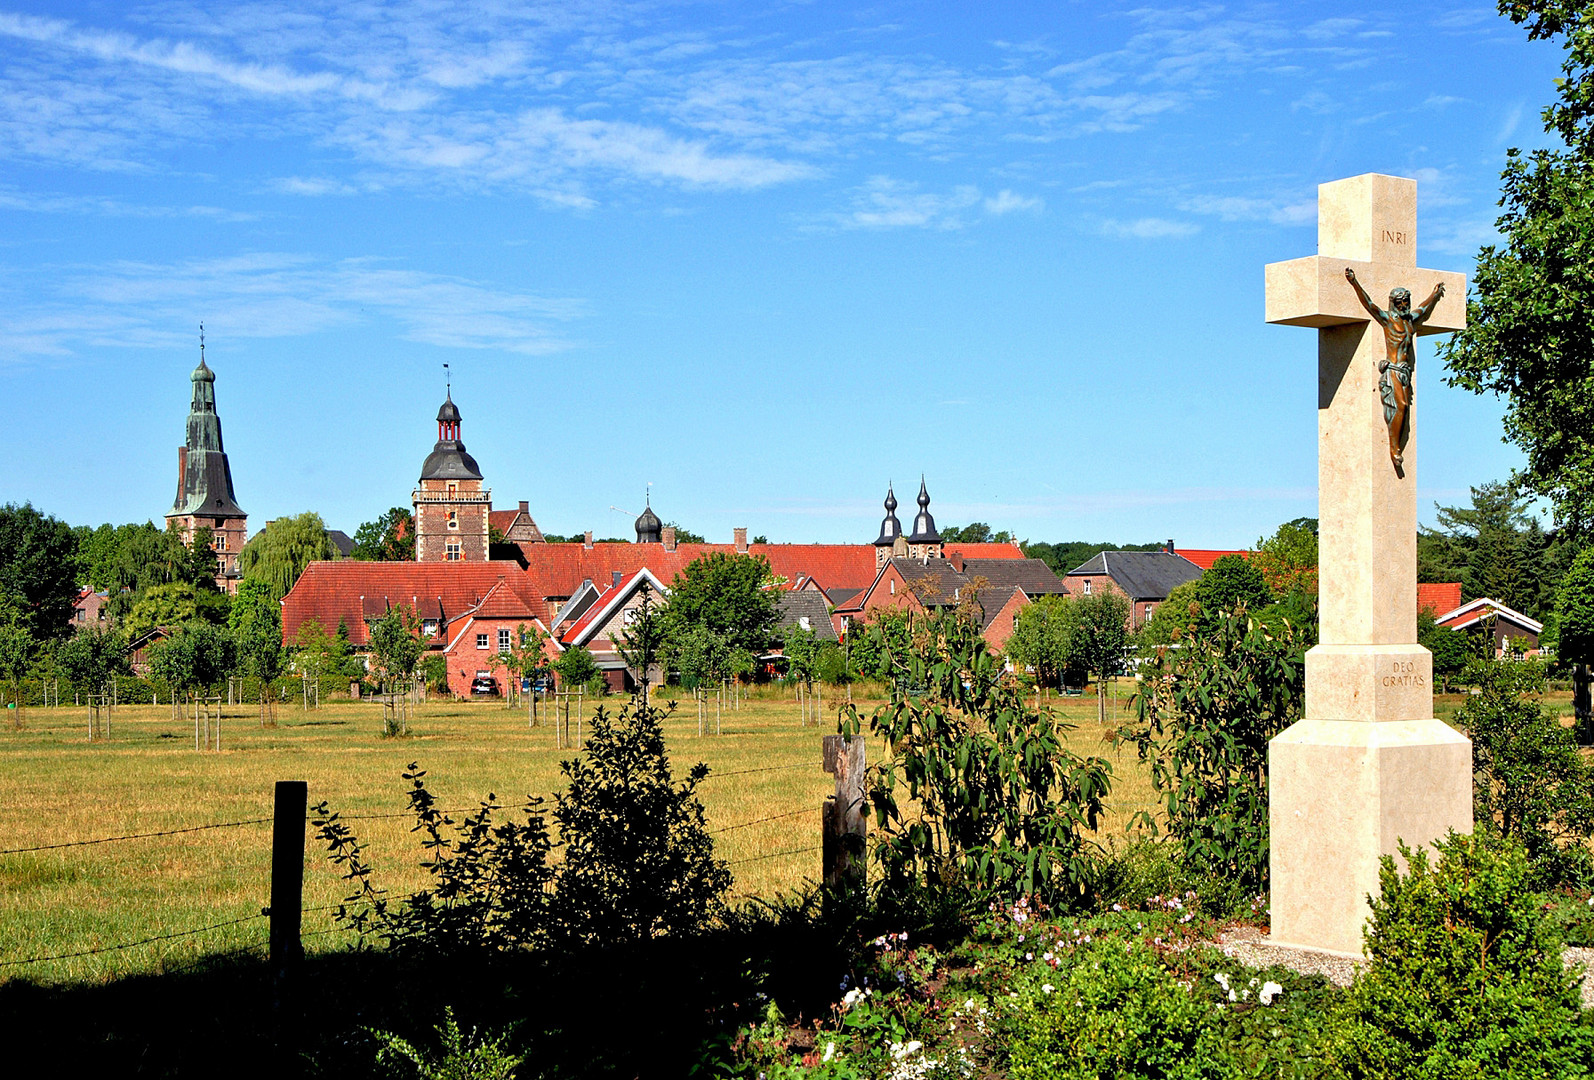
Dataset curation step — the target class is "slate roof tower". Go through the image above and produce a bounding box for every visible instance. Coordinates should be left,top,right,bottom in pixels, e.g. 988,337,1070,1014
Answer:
635,496,663,544
904,478,942,562
873,484,905,569
413,389,492,562
165,329,248,593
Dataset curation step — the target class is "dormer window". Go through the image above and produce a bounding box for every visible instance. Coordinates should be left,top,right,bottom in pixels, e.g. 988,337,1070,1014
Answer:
799,616,811,631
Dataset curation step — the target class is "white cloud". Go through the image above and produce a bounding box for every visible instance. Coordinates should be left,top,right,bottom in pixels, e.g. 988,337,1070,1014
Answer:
0,254,587,358
269,176,357,196
984,189,1042,215
1101,217,1199,240
1181,194,1315,225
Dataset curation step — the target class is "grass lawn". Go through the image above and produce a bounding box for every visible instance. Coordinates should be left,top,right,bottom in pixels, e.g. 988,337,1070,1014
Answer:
0,682,1153,986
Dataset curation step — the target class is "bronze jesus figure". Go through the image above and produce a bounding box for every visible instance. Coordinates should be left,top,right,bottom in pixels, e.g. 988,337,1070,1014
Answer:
1345,267,1445,471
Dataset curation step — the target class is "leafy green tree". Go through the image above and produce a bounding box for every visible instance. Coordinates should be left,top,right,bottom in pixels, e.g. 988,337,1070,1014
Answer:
1459,657,1594,888
55,626,129,697
1137,581,1200,649
0,503,80,642
367,607,427,692
239,512,338,602
146,621,235,704
1338,831,1594,1079
552,644,601,692
122,582,207,640
1068,589,1132,724
1126,608,1309,891
552,695,730,945
1439,4,1594,536
1251,517,1318,599
351,507,415,561
1556,546,1594,738
840,606,1113,902
1194,554,1273,617
292,618,351,686
229,578,283,716
940,522,1016,544
1004,594,1074,688
1418,611,1473,692
0,624,33,721
662,552,780,656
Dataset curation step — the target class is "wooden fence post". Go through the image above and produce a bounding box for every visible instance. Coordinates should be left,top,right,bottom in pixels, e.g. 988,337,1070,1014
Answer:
270,780,307,1044
822,734,866,894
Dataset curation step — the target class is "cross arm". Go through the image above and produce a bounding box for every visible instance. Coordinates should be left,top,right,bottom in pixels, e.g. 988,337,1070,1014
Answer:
1264,256,1466,333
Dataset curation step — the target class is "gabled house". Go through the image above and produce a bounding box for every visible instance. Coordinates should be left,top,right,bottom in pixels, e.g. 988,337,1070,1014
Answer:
557,568,671,692
1065,550,1205,629
1436,598,1544,657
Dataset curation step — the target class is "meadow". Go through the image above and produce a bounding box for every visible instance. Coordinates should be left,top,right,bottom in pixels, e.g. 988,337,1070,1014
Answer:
3,679,1533,988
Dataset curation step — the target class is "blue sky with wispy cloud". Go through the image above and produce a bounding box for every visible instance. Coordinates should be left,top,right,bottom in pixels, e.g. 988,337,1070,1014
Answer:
0,2,1563,544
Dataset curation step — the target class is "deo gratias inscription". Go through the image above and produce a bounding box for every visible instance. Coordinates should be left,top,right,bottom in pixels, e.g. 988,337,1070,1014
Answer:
1383,660,1426,688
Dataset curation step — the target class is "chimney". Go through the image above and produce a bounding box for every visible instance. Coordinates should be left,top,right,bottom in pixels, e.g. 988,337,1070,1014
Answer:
612,571,622,588
662,526,677,552
1165,539,1175,553
519,500,528,513
583,530,593,549
949,553,965,573
734,527,748,553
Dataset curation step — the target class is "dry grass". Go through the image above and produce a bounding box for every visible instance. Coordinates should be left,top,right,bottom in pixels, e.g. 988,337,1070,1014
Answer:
0,681,1156,986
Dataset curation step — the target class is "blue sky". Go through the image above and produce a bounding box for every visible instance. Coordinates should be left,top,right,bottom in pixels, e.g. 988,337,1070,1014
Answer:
0,2,1565,547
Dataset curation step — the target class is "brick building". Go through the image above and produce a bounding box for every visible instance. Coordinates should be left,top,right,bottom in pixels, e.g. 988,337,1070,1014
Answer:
164,342,248,593
412,392,492,563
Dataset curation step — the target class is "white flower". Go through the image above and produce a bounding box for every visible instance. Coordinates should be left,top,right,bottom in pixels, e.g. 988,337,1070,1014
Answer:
822,1042,836,1062
1025,952,1033,961
1213,973,1230,990
1227,989,1238,1002
1112,903,1122,911
1041,983,1055,995
1259,981,1284,1006
841,987,871,1011
1043,952,1054,962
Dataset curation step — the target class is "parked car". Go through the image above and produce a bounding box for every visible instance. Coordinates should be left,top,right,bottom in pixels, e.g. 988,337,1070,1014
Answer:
470,673,499,696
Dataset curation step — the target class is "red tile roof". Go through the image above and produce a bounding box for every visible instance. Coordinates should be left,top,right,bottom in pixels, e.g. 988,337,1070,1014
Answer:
488,509,519,533
1418,582,1463,617
1175,549,1250,571
282,562,541,647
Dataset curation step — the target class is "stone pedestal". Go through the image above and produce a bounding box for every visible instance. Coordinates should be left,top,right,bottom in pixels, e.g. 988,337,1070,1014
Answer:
1264,174,1472,955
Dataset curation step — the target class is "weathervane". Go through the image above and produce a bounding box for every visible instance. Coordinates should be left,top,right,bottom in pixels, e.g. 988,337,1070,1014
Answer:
443,361,451,396
199,322,205,361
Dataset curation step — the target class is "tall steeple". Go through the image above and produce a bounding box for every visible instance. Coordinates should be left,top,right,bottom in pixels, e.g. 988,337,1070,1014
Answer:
905,477,942,562
166,325,248,593
873,484,904,569
413,379,492,562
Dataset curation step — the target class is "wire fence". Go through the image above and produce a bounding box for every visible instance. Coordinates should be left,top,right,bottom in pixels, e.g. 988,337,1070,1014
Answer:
1,792,828,969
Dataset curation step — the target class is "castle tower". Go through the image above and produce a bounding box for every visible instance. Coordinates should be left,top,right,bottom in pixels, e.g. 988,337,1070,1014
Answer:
165,332,248,593
904,478,942,562
873,484,905,569
412,391,491,562
635,496,663,544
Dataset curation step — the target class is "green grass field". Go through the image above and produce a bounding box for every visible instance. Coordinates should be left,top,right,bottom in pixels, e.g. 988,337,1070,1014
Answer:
6,680,1545,988
0,683,1151,986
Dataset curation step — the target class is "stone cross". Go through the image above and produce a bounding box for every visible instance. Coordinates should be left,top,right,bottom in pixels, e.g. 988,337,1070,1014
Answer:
1262,174,1472,955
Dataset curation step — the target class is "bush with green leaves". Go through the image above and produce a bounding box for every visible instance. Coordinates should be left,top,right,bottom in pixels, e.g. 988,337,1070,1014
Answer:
1002,938,1221,1080
1125,608,1307,891
369,1007,522,1080
840,606,1113,903
553,695,730,945
1337,830,1594,1079
1459,657,1594,889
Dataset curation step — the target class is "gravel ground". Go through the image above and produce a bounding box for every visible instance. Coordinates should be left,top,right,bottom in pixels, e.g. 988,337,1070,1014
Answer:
1211,925,1594,1007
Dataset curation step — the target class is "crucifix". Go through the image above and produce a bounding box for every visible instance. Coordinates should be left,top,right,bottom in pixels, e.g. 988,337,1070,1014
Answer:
1262,173,1473,955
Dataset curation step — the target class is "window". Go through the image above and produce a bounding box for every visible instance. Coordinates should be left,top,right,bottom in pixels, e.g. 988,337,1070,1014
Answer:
1083,580,1092,595
446,542,461,561
798,616,811,631
447,483,457,496
422,620,439,636
1145,604,1154,619
448,511,458,530
622,607,639,626
476,633,490,650
498,628,511,652
215,533,227,551
889,579,895,595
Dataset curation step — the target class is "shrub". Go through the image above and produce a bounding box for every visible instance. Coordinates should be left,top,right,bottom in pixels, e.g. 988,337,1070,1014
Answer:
369,1007,522,1080
1338,830,1594,1079
1460,658,1594,889
1125,608,1307,890
840,607,1113,905
552,695,730,945
1003,938,1220,1080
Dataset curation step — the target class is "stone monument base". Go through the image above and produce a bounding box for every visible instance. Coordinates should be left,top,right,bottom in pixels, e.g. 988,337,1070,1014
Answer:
1268,717,1471,955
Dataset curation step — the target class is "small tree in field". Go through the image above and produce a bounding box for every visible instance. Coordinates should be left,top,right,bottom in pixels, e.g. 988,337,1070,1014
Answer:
56,625,129,701
1067,590,1131,724
0,624,32,726
229,578,283,724
553,644,601,694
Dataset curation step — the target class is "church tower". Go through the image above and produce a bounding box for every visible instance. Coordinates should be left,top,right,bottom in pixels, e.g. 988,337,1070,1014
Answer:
413,391,492,562
165,331,248,593
904,478,943,562
873,484,905,569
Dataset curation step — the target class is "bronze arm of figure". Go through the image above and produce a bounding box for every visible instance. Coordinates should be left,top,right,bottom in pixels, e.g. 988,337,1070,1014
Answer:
1345,266,1385,323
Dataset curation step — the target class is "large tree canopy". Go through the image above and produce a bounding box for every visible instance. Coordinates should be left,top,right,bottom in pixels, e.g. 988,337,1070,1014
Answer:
662,553,780,656
351,507,415,561
0,503,80,642
1440,3,1594,534
239,512,338,602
